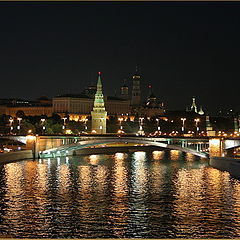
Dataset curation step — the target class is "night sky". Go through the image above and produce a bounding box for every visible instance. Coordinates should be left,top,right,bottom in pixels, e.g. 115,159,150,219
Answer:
0,2,240,113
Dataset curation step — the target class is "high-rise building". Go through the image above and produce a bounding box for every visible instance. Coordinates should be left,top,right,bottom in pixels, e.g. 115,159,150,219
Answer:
91,72,107,134
131,67,141,107
120,79,129,100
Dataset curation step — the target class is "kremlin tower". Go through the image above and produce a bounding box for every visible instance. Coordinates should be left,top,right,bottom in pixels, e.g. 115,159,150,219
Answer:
120,79,129,100
91,72,107,134
131,66,141,107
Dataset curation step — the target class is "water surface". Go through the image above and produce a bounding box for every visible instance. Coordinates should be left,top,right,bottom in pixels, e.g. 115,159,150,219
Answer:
0,150,240,238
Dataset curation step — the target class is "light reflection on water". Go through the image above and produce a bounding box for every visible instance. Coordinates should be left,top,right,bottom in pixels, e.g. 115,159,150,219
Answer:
0,151,240,238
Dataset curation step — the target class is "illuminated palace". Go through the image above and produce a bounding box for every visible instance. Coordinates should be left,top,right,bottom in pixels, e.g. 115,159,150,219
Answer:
0,68,165,119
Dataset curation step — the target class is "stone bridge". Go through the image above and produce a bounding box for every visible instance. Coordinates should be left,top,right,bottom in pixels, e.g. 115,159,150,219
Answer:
1,134,239,158
0,134,209,158
38,137,209,158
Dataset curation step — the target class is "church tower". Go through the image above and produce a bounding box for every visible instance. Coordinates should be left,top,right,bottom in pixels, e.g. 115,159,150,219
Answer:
190,97,198,113
120,79,129,99
91,72,107,134
131,66,141,107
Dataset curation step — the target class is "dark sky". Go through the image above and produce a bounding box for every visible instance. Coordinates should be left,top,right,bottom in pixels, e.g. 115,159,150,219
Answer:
0,2,240,113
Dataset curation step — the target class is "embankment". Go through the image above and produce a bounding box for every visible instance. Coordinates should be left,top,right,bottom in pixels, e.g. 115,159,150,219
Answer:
210,157,240,179
0,150,33,164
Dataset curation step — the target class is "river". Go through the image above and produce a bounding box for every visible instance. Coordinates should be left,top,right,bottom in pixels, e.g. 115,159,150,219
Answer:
0,150,240,238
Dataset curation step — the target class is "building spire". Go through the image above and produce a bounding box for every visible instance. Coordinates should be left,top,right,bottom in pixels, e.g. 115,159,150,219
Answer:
131,66,141,107
191,96,198,113
148,84,152,95
198,106,204,115
97,72,102,92
91,72,107,134
121,78,129,99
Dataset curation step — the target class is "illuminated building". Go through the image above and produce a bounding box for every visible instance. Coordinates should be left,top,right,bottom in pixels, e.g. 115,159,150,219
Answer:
91,72,107,134
186,96,205,115
138,85,165,117
0,97,53,117
120,79,129,100
52,94,130,119
131,66,141,107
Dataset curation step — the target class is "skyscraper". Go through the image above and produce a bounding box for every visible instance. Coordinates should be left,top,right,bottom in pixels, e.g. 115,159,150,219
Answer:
131,66,141,107
91,72,107,134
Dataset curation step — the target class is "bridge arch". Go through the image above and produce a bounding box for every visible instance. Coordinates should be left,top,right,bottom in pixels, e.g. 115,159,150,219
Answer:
39,137,208,159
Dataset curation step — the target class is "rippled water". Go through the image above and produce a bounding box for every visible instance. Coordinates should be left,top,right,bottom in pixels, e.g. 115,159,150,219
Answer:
0,150,240,238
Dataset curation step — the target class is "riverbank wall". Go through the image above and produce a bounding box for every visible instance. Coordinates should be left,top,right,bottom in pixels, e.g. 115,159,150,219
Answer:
210,156,240,179
0,150,33,164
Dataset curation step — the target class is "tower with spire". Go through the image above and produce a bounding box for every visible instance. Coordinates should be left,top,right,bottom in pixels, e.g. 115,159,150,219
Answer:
186,96,205,115
120,79,129,99
91,72,107,134
190,97,198,113
146,84,157,105
131,66,141,107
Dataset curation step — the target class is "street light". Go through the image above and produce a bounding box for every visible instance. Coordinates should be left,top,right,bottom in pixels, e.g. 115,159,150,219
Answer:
138,117,145,135
17,117,22,134
118,117,124,130
181,118,186,134
40,118,46,134
84,118,88,131
62,117,67,130
194,118,200,135
156,118,160,130
9,118,13,134
156,118,161,135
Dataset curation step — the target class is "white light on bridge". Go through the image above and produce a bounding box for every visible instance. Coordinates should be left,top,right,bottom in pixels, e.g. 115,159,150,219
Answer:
89,154,99,165
115,152,126,161
133,151,146,161
152,151,164,160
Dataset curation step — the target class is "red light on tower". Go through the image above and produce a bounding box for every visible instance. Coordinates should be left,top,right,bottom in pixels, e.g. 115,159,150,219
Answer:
98,71,101,75
148,84,152,88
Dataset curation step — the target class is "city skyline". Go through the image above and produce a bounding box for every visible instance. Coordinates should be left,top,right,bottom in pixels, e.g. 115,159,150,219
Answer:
0,2,240,112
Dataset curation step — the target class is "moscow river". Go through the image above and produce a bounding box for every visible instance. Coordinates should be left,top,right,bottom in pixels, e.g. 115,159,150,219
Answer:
0,150,240,238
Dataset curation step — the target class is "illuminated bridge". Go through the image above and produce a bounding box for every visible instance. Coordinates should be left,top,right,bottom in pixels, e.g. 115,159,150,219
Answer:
38,137,209,158
1,134,239,159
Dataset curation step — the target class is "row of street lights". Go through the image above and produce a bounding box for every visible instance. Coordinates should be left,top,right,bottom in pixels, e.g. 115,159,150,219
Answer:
137,117,201,136
9,117,22,134
7,115,201,136
117,116,201,136
8,117,69,135
181,118,200,134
